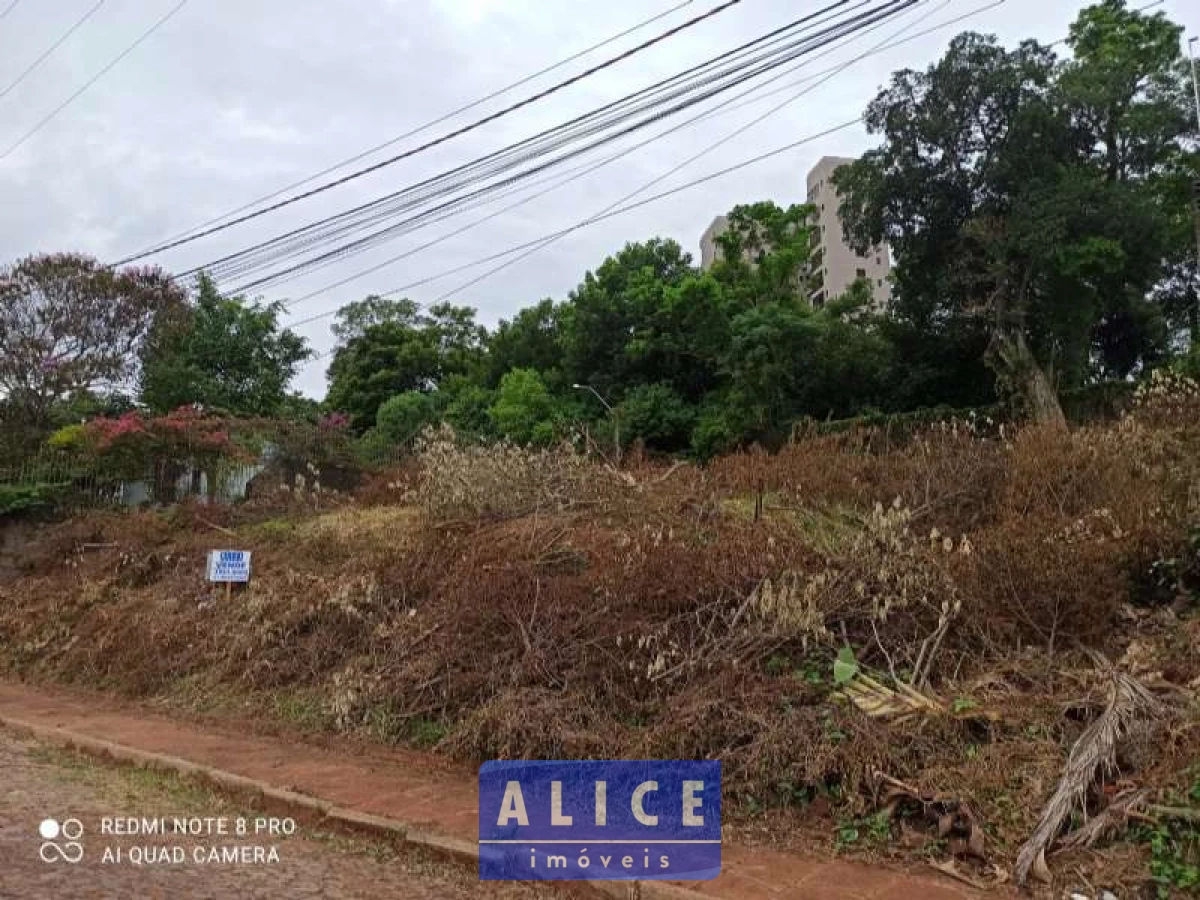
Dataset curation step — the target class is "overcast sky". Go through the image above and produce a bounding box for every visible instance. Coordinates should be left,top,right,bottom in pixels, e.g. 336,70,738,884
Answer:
2,0,1198,398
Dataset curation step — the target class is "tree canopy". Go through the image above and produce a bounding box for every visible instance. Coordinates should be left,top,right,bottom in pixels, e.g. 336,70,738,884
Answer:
140,274,311,417
833,0,1196,422
0,253,183,429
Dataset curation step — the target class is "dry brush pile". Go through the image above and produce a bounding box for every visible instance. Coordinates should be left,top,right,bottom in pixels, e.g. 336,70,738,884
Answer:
1,372,1198,893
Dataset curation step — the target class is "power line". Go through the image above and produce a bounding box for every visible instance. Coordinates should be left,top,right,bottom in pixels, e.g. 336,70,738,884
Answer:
0,1,19,21
178,0,863,287
289,117,864,338
431,0,953,307
0,0,106,102
199,1,901,290
125,0,701,254
281,0,994,309
0,0,188,161
113,0,751,264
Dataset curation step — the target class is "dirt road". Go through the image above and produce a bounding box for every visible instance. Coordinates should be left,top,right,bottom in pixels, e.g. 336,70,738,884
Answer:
0,731,576,900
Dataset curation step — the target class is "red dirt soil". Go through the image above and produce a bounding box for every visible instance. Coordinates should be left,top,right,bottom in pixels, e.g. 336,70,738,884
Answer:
0,679,993,900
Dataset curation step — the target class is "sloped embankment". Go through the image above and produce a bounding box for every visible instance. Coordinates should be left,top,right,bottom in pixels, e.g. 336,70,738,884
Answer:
1,393,1198,893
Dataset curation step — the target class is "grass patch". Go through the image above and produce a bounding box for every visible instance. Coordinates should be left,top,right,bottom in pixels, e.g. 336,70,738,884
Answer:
272,691,331,731
365,705,448,748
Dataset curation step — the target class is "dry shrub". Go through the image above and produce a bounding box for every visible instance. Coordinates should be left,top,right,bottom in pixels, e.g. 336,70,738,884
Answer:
406,425,598,520
292,505,420,556
712,425,1007,534
442,688,616,760
2,396,1198,885
353,462,421,506
750,499,967,684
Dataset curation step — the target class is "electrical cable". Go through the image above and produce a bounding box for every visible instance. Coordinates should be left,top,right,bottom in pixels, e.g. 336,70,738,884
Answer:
0,0,105,102
179,0,866,286
281,0,1007,310
121,0,701,254
198,1,906,290
0,0,188,160
271,0,942,306
112,0,752,263
289,116,864,337
430,0,950,306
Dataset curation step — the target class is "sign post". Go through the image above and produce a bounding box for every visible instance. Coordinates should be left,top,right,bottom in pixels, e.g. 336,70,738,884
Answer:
207,550,251,598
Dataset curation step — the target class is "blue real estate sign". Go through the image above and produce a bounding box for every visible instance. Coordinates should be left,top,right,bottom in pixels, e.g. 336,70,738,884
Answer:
478,760,720,881
206,550,251,583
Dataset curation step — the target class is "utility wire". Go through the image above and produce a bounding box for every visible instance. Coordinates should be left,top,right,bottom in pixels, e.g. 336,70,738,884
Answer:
183,0,863,285
290,116,863,340
113,0,751,263
0,1,19,21
431,0,947,306
0,0,106,102
277,0,980,307
199,1,897,289
0,0,188,160
289,0,1018,337
125,0,700,253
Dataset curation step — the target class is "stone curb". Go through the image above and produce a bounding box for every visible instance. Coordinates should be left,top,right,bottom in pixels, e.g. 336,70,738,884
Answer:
0,714,708,900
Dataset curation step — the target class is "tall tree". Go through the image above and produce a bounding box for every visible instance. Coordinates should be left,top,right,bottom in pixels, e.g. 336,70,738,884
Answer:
140,274,311,417
485,298,566,388
0,253,183,430
489,368,559,446
330,295,421,344
835,2,1195,422
711,201,817,309
325,321,440,430
563,238,694,399
325,299,486,430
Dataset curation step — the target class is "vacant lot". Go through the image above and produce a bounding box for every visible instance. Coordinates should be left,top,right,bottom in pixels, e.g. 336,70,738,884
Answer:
2,374,1198,895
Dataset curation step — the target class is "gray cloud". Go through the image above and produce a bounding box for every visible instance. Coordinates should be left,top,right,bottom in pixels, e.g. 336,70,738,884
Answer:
2,0,1197,398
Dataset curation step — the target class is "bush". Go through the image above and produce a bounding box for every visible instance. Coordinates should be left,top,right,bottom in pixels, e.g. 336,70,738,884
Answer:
407,424,593,519
0,482,64,517
376,392,438,445
619,383,696,453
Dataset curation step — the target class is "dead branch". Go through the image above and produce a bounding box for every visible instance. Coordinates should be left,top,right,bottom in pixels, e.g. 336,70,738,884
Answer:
1014,658,1164,885
1058,788,1150,850
652,461,688,484
198,517,238,537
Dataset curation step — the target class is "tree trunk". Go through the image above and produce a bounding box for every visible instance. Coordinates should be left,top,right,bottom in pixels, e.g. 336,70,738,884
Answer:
987,328,1066,428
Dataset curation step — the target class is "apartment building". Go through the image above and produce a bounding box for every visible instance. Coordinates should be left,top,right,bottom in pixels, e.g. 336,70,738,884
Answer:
805,156,890,309
697,156,891,310
699,214,730,269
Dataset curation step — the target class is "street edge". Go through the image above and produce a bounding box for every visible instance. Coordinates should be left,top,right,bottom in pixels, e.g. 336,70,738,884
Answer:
0,714,706,900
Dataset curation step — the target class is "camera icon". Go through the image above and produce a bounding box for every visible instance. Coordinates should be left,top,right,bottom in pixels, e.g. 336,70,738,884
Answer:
39,818,84,864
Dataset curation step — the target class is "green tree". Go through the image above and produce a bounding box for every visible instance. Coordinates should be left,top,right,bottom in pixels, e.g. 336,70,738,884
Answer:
325,299,487,430
489,368,558,445
563,238,695,399
628,274,729,402
375,391,439,445
330,295,420,344
485,298,566,388
712,201,817,309
619,382,696,452
140,274,309,416
439,375,496,440
325,320,440,430
835,3,1195,422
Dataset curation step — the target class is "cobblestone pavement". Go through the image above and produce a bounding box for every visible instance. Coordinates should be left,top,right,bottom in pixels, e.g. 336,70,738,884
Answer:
0,733,580,900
